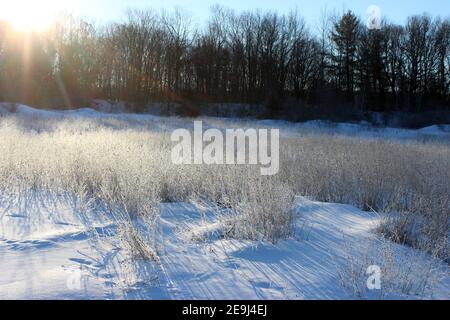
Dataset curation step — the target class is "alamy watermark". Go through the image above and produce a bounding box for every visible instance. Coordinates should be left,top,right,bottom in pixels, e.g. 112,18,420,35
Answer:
367,5,382,30
171,121,280,176
66,269,87,291
367,265,382,290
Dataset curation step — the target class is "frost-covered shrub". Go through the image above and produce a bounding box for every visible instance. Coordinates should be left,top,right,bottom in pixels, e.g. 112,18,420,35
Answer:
0,111,448,251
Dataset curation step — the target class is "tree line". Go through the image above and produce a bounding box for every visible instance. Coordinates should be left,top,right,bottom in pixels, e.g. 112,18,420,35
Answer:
0,6,448,117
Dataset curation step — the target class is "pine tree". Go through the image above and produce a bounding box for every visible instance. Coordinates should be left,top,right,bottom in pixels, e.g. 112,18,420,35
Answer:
331,11,360,101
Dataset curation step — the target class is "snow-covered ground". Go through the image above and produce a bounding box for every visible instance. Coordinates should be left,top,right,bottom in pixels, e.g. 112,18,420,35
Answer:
0,194,448,300
0,103,448,300
1,103,450,139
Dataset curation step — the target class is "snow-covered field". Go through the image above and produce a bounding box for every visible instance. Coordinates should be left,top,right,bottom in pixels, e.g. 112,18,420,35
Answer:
2,102,450,138
1,194,448,300
0,104,449,300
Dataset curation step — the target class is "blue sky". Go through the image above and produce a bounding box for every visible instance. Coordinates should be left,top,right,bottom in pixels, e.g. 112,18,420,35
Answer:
60,0,450,26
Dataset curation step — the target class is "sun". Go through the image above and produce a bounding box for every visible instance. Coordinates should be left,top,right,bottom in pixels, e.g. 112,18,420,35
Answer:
0,0,58,32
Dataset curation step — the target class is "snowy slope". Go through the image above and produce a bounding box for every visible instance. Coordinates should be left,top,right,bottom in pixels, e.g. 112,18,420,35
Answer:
0,194,124,299
0,194,448,300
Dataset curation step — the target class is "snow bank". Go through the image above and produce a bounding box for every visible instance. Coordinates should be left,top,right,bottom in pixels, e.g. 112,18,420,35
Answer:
1,194,448,300
0,103,17,116
1,103,449,140
90,100,128,113
418,125,450,134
